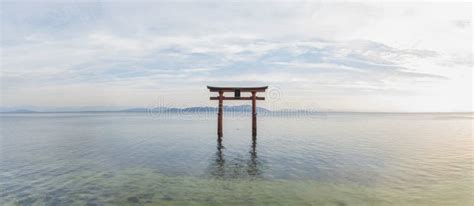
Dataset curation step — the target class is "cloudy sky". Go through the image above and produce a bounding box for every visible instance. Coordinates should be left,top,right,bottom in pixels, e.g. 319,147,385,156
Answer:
1,0,472,112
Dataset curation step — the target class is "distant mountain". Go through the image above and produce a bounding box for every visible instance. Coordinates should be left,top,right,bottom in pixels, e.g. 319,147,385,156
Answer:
0,105,322,114
115,105,270,113
276,108,320,113
163,105,270,113
0,106,130,113
118,107,170,113
118,108,148,112
2,109,38,113
170,107,216,113
224,105,270,113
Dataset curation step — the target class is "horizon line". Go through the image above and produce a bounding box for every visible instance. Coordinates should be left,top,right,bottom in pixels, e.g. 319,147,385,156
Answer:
1,109,473,114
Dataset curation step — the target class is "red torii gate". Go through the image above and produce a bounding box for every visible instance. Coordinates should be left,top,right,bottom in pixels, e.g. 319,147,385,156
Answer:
208,86,268,139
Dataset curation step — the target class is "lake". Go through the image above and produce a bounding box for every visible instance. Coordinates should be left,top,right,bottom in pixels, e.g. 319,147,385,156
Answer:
0,112,472,205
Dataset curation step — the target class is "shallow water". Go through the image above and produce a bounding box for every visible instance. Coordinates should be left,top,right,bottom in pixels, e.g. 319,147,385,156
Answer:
0,112,472,205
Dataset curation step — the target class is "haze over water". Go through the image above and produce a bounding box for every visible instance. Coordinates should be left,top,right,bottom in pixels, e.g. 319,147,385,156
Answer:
0,112,472,205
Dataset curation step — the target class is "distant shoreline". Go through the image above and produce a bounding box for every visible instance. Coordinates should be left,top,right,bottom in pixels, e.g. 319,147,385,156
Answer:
1,110,473,115
1,105,473,114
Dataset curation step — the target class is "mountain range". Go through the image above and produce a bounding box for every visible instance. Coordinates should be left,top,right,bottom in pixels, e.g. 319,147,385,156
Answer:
1,105,298,113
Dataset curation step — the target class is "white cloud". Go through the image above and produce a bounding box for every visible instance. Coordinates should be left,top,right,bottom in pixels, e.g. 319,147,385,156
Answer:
0,1,472,112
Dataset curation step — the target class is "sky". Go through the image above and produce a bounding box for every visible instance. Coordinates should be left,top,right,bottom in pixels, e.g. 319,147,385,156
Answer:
1,0,472,112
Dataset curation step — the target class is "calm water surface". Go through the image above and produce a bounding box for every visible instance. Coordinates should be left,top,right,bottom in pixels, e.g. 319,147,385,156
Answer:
0,112,472,205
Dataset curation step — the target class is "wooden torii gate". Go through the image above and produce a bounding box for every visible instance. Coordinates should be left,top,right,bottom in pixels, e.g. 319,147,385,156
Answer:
208,86,268,139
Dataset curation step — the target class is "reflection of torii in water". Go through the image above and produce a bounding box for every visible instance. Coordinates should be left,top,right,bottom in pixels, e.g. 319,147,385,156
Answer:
209,139,262,179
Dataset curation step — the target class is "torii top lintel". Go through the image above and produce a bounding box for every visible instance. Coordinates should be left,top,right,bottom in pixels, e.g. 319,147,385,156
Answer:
207,86,268,93
208,86,267,137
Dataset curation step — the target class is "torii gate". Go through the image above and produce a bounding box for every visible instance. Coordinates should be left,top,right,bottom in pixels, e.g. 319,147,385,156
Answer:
208,86,268,139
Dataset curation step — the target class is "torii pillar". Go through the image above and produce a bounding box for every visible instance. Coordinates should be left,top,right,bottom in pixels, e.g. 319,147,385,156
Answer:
208,86,268,139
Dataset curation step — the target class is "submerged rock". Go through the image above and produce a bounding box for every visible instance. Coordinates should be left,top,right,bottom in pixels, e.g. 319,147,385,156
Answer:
206,196,215,202
161,194,174,201
127,197,139,203
333,200,347,206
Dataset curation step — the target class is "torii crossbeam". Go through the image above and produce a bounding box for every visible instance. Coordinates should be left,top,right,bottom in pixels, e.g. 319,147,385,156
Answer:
208,86,268,139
